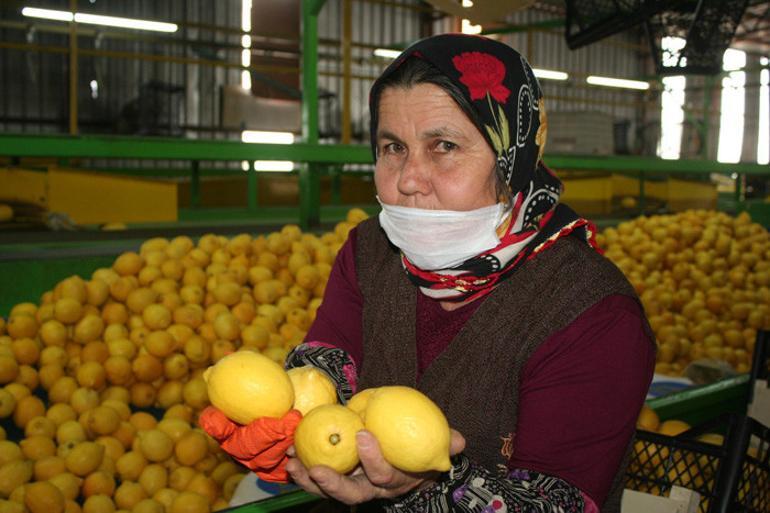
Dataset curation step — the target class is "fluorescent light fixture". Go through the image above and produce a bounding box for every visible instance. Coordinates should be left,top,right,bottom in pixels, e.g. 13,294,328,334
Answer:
758,66,769,165
241,0,252,90
374,48,402,59
241,130,294,144
22,7,177,32
74,13,177,32
461,18,482,35
254,161,294,172
462,0,474,7
21,7,73,21
241,0,252,32
533,68,568,81
586,75,649,90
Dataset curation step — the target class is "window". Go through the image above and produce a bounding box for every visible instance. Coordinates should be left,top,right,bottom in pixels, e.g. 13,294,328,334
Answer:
717,49,746,163
659,37,686,160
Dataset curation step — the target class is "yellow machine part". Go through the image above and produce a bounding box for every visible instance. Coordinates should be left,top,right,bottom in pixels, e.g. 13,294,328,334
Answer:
560,175,613,216
0,167,177,225
611,174,716,210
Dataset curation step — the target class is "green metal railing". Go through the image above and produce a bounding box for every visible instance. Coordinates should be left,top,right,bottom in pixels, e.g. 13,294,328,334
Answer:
1,133,770,228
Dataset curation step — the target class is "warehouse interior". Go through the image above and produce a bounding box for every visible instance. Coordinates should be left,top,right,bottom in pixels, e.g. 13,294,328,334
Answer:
1,1,770,512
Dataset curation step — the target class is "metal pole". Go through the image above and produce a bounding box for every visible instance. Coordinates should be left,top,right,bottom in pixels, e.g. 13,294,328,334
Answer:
331,166,342,205
342,0,352,145
248,160,258,212
68,0,78,135
300,0,325,230
191,161,200,208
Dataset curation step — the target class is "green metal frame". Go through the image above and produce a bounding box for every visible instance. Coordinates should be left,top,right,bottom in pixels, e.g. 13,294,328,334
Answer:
1,133,769,228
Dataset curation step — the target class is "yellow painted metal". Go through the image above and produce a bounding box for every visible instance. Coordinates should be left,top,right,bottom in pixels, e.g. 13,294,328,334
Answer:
667,178,717,211
611,174,643,197
0,168,48,206
560,175,613,216
0,167,177,225
612,174,716,210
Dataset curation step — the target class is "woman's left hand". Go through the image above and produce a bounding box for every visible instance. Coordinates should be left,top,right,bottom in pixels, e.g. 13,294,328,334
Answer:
285,429,466,505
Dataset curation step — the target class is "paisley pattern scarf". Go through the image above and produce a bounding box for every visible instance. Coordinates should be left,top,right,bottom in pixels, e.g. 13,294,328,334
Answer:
369,34,600,302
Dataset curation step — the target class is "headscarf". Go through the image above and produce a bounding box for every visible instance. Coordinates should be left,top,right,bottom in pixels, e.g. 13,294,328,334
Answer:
369,34,600,302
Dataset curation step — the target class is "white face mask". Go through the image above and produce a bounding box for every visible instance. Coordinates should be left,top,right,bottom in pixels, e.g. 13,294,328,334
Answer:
377,198,507,270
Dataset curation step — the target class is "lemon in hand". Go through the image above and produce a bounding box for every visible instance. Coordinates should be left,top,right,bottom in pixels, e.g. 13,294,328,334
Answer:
364,386,451,472
346,388,377,420
287,366,338,415
294,404,364,474
203,351,294,424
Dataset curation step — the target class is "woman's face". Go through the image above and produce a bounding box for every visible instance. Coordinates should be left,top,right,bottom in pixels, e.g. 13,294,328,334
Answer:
374,83,498,211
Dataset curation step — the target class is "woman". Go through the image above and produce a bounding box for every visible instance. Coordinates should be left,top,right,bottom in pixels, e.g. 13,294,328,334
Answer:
203,34,655,513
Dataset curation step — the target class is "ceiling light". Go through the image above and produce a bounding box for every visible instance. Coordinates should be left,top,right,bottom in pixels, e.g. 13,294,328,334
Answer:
586,75,649,90
461,18,482,34
22,7,177,32
254,161,294,172
533,68,568,81
373,48,402,59
241,131,294,144
21,7,73,22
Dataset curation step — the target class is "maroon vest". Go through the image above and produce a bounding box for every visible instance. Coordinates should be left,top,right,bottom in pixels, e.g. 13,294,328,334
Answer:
354,217,652,512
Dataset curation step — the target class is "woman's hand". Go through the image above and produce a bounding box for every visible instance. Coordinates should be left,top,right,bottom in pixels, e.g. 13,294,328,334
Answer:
285,429,465,505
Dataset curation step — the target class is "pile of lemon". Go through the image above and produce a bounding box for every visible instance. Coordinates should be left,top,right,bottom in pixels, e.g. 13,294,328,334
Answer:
597,210,770,376
0,209,368,513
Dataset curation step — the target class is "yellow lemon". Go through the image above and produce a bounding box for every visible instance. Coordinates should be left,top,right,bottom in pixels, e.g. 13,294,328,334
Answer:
636,405,660,432
287,366,338,415
24,480,65,513
346,388,377,420
658,419,691,437
364,386,451,472
294,404,364,474
203,351,293,424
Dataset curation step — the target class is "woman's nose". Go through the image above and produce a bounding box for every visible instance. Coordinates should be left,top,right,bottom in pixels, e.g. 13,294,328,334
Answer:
397,152,432,196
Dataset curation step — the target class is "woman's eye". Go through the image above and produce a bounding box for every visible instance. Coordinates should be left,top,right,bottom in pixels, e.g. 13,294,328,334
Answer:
436,141,457,152
382,142,405,155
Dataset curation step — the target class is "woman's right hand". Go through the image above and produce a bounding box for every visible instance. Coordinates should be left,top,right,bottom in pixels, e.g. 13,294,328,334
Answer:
285,428,466,505
198,406,302,483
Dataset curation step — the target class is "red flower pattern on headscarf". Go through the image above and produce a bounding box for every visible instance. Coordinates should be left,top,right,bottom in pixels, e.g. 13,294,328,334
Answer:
452,52,510,103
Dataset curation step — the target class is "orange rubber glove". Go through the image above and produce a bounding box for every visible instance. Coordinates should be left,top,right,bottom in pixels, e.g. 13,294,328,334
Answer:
199,406,302,483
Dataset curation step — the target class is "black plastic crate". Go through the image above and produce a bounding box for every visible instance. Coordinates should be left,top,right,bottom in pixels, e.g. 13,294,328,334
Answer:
626,330,770,513
626,414,769,513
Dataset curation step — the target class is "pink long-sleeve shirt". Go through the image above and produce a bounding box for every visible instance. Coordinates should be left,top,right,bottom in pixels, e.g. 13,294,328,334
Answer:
305,227,655,508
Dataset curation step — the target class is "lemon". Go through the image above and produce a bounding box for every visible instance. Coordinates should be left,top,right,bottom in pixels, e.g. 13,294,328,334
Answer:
346,388,377,420
636,405,660,432
203,351,293,424
24,481,65,513
287,367,338,415
364,386,451,472
294,404,363,474
65,441,105,477
658,419,691,437
0,459,33,498
48,473,82,501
